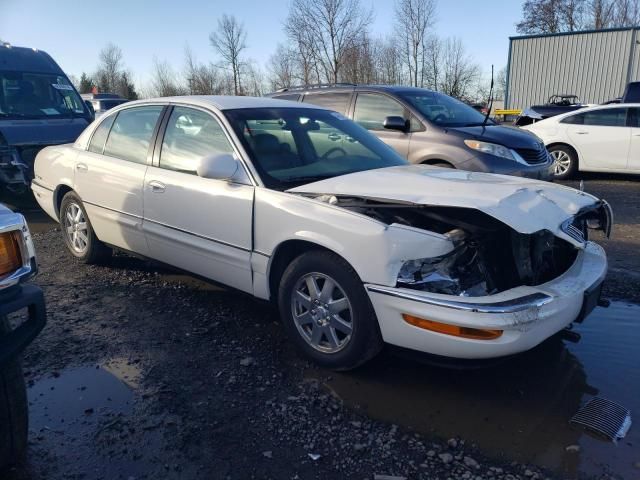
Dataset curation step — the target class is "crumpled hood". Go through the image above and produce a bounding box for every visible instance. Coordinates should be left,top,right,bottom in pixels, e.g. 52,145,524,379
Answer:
0,118,89,146
288,165,601,245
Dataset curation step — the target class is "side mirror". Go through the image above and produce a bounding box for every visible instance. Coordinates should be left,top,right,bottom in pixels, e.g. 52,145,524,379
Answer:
383,116,409,132
196,153,239,180
84,100,95,121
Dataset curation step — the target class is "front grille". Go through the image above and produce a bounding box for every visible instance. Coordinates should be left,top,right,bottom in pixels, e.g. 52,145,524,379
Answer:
570,397,632,442
514,147,549,165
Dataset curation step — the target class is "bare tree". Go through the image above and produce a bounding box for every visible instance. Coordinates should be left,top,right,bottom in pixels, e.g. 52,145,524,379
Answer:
587,0,617,27
439,37,481,99
612,0,640,25
422,35,442,91
341,33,377,84
394,0,437,87
184,45,222,95
95,43,124,93
284,0,373,84
283,16,322,86
371,36,404,85
149,58,185,97
267,44,299,90
210,14,247,95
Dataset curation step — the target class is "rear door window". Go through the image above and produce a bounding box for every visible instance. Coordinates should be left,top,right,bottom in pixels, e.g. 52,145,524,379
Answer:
302,92,351,114
103,106,163,164
562,108,628,127
88,114,116,154
353,93,407,131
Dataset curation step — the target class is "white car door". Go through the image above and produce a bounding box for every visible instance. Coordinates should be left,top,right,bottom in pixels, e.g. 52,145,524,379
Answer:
142,105,254,293
74,105,164,255
563,107,631,171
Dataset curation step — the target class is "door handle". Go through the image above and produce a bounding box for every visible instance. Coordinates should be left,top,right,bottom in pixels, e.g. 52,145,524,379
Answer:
148,180,166,193
575,131,589,135
75,163,88,172
328,132,341,141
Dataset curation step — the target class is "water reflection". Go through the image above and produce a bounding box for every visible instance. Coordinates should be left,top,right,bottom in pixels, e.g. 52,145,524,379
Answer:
307,302,640,479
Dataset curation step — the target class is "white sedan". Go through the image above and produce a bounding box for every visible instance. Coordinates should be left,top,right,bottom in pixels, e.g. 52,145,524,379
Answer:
523,103,640,179
31,96,612,370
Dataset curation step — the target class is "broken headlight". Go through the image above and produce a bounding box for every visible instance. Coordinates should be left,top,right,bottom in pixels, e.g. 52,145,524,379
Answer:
397,243,491,297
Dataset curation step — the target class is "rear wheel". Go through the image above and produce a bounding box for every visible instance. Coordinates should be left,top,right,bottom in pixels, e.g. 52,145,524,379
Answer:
548,145,578,180
278,251,383,370
0,316,28,470
60,192,111,264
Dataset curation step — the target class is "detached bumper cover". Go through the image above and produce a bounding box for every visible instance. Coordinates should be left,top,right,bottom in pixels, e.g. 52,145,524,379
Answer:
366,241,607,359
0,285,46,365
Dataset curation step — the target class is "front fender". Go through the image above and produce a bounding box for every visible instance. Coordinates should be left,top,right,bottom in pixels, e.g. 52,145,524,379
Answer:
254,189,454,287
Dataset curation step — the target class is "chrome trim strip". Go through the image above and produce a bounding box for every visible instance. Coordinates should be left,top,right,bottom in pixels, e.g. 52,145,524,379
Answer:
82,200,256,255
366,285,553,314
83,200,143,220
31,180,53,192
144,218,252,253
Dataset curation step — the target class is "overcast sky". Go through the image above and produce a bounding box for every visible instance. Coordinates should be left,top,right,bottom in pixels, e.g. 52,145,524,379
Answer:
1,0,524,87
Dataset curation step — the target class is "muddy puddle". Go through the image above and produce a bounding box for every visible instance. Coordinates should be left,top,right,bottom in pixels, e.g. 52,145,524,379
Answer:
25,358,163,479
307,302,640,479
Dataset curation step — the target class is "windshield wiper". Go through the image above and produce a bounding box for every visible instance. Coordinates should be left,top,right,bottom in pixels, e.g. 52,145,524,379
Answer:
282,174,335,184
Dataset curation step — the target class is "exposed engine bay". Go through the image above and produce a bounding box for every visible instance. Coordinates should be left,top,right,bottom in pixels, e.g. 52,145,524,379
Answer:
310,194,611,297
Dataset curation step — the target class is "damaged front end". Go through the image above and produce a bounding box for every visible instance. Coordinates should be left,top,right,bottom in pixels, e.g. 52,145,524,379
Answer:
312,195,612,297
0,133,39,194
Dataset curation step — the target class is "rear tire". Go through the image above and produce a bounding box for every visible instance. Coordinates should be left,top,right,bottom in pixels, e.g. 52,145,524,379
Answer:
429,161,455,169
0,316,28,471
548,145,578,180
60,192,111,264
278,251,383,371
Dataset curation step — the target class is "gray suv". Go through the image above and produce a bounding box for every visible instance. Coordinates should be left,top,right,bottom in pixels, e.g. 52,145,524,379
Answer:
267,84,553,180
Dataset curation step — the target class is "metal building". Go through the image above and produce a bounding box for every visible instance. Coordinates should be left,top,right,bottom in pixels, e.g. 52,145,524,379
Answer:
506,27,640,109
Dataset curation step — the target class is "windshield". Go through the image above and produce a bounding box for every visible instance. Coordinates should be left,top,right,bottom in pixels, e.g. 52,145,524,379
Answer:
224,107,407,190
398,91,493,127
0,71,88,119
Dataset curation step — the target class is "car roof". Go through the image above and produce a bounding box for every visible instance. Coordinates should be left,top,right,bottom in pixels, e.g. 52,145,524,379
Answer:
269,84,440,96
125,95,327,111
0,45,63,74
537,102,640,123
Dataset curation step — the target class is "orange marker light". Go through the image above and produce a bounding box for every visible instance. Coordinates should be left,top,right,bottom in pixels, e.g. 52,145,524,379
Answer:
402,314,503,340
0,231,22,277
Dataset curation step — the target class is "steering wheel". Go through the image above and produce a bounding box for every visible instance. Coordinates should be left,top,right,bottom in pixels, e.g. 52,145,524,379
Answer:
322,147,347,159
433,114,447,123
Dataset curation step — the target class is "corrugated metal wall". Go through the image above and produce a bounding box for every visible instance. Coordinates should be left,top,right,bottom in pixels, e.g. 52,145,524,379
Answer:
507,28,640,109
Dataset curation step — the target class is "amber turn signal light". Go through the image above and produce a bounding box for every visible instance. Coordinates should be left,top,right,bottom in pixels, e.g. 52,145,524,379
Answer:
402,314,503,340
0,231,22,277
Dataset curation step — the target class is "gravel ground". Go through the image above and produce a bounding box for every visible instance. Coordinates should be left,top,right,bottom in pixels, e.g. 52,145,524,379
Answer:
3,174,637,480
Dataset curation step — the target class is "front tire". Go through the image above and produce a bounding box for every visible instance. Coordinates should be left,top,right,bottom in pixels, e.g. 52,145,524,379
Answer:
548,145,578,180
0,316,28,471
278,251,383,371
60,192,111,264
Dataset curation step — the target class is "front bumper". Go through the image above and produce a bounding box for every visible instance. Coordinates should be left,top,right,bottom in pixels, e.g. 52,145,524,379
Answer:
366,241,607,359
461,152,554,181
0,284,46,365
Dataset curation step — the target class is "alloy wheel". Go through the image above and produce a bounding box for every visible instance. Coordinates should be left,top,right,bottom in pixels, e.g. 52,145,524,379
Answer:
63,202,89,254
290,272,353,353
550,150,571,176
